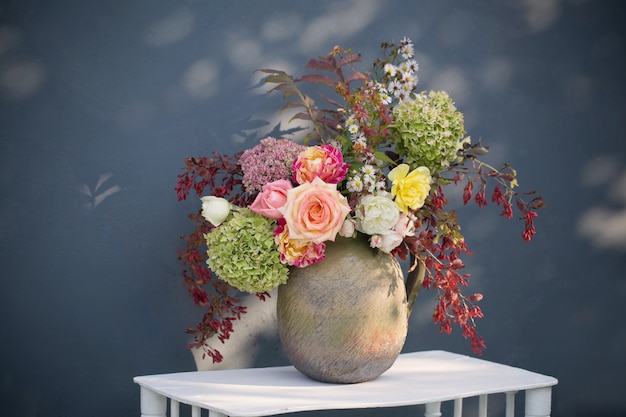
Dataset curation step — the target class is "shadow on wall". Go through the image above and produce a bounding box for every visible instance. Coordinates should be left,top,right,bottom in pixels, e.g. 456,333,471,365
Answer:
192,289,281,371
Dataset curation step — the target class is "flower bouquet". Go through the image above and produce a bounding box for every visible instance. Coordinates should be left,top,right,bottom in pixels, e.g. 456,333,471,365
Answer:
176,37,544,364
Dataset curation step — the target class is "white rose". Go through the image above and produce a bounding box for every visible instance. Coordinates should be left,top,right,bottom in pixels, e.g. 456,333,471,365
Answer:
338,217,357,238
369,231,403,253
355,195,400,235
200,196,232,227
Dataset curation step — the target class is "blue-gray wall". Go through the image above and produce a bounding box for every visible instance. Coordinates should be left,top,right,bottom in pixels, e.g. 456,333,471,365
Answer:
1,1,625,416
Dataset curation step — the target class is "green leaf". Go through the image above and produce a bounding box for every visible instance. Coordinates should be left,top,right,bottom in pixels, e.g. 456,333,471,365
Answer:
374,150,395,165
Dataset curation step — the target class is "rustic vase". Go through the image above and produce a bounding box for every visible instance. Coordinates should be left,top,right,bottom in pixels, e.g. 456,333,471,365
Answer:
276,234,409,383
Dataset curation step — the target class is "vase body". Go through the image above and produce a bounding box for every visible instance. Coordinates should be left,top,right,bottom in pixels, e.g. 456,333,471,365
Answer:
277,235,408,383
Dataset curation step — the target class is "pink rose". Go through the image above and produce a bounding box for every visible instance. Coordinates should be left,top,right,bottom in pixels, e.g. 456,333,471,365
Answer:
292,144,349,185
249,179,293,219
393,213,415,237
281,177,351,244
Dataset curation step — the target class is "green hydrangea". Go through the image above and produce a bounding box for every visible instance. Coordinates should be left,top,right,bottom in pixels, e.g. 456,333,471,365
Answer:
204,209,289,293
392,90,466,174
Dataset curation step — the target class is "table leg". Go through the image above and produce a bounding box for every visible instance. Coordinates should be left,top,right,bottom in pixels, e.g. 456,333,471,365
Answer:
525,387,553,417
425,401,442,417
140,386,167,417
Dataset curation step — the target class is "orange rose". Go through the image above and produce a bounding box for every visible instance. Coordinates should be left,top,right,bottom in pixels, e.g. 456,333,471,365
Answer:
274,222,326,267
280,177,351,244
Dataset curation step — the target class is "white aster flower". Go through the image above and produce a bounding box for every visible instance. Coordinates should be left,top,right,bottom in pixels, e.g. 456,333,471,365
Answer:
353,134,367,145
347,176,363,192
388,80,401,96
400,81,414,96
347,123,360,136
399,38,414,59
361,164,376,176
402,72,417,86
405,59,419,73
398,61,411,74
379,91,392,105
384,63,397,77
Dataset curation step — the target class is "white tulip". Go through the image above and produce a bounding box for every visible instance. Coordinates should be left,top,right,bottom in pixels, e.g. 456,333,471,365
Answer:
200,196,232,227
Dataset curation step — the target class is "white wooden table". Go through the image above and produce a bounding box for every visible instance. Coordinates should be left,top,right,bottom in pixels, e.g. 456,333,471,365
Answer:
134,350,557,417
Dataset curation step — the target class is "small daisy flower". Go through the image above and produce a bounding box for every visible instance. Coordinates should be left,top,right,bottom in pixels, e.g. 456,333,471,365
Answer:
388,80,401,96
398,61,411,74
353,134,367,145
402,72,417,84
384,63,397,78
361,164,376,176
379,91,392,105
347,123,360,136
400,43,414,59
400,36,412,45
399,37,414,59
365,151,378,164
402,83,415,98
347,176,363,192
405,59,419,73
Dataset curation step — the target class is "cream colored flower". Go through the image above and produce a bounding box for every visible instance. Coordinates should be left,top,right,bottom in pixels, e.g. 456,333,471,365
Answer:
355,194,400,235
200,196,232,227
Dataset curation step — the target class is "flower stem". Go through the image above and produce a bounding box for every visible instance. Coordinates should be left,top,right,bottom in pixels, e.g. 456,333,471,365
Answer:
406,252,426,315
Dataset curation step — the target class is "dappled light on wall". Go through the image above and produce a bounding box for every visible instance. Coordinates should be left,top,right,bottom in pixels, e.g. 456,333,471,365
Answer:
0,25,45,101
577,155,626,251
519,0,563,33
144,6,195,47
183,58,220,100
297,0,382,53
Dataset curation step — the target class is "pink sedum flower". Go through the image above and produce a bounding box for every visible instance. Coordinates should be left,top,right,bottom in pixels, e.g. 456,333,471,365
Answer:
274,221,326,267
280,177,351,244
292,144,349,185
249,180,293,219
239,137,306,193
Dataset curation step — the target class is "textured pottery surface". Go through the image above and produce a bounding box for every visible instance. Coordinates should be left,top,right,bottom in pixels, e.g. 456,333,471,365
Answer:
277,235,408,383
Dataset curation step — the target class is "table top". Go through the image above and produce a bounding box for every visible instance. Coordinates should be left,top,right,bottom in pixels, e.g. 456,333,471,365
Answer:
134,350,558,417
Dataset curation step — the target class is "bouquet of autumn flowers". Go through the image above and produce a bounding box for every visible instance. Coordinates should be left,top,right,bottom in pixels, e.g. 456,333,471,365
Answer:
176,37,544,363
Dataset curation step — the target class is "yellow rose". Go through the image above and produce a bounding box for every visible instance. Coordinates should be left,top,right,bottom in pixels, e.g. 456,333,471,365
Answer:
388,164,433,213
